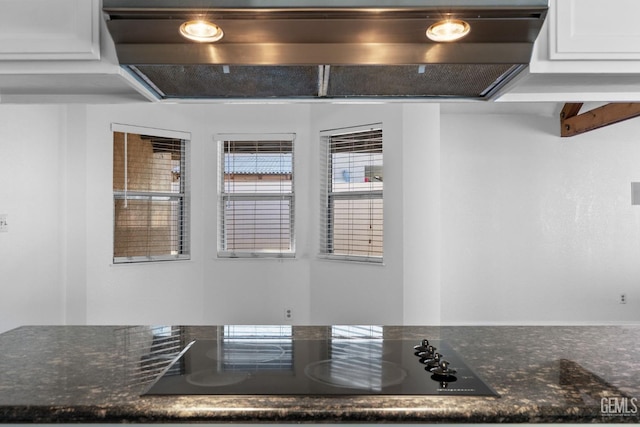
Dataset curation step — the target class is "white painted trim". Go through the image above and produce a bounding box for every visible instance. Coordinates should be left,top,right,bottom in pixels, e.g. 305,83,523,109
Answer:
499,91,640,103
213,133,296,141
110,123,191,140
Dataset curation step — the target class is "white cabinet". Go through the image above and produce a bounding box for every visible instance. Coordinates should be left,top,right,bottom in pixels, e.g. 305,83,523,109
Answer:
531,0,640,73
550,0,640,61
0,0,146,104
0,0,99,60
503,0,640,101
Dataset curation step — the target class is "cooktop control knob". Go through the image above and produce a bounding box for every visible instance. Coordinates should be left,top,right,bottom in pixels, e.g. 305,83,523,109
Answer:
421,352,443,369
439,360,455,373
418,346,437,361
430,360,457,382
413,339,430,353
418,345,437,359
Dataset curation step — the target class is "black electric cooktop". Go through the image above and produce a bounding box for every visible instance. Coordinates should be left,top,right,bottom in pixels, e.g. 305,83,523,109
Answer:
143,337,499,397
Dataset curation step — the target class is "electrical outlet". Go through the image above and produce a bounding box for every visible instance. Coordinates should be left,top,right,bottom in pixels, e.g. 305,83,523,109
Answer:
284,308,293,321
0,214,7,233
620,294,627,304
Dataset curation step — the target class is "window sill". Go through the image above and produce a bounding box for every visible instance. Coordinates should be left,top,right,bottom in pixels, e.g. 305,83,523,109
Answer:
217,252,296,260
112,255,191,265
316,254,384,266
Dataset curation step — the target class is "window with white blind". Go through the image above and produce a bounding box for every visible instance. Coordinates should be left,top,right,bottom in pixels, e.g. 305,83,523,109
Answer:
217,134,295,258
112,124,190,263
320,125,383,263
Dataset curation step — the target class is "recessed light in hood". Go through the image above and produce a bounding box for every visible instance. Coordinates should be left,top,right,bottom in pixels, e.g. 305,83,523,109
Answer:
426,19,471,42
179,20,224,43
102,0,548,101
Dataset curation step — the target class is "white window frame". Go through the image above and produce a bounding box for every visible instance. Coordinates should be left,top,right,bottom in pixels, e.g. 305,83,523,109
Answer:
216,133,296,259
112,123,191,264
319,124,384,264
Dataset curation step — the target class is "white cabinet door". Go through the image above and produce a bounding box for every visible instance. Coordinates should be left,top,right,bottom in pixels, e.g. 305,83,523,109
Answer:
550,0,640,60
0,0,99,60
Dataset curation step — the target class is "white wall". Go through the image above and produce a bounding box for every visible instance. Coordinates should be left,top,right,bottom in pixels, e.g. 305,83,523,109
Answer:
402,104,441,325
441,109,640,324
62,105,88,324
0,105,66,332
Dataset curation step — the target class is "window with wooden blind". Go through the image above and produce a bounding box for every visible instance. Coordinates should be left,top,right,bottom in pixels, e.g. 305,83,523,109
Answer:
112,124,190,263
320,125,383,263
217,134,295,258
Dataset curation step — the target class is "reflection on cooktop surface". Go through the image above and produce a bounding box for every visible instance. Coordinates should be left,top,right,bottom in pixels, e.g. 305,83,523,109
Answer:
304,358,407,390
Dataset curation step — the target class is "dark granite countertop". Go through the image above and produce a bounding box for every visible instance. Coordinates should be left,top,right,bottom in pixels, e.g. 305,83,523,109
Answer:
0,325,638,423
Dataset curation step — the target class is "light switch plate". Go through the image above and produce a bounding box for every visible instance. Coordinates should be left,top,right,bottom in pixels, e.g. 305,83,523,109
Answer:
0,214,8,232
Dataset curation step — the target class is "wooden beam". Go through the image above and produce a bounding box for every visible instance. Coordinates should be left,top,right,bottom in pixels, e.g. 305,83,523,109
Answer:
561,102,640,137
560,103,583,120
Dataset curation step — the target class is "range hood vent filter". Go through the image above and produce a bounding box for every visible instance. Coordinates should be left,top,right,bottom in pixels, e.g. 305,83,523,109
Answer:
130,65,320,99
326,64,522,98
128,64,523,100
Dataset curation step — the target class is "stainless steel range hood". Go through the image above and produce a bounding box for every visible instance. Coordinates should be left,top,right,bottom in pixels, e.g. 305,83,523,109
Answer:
103,0,548,101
